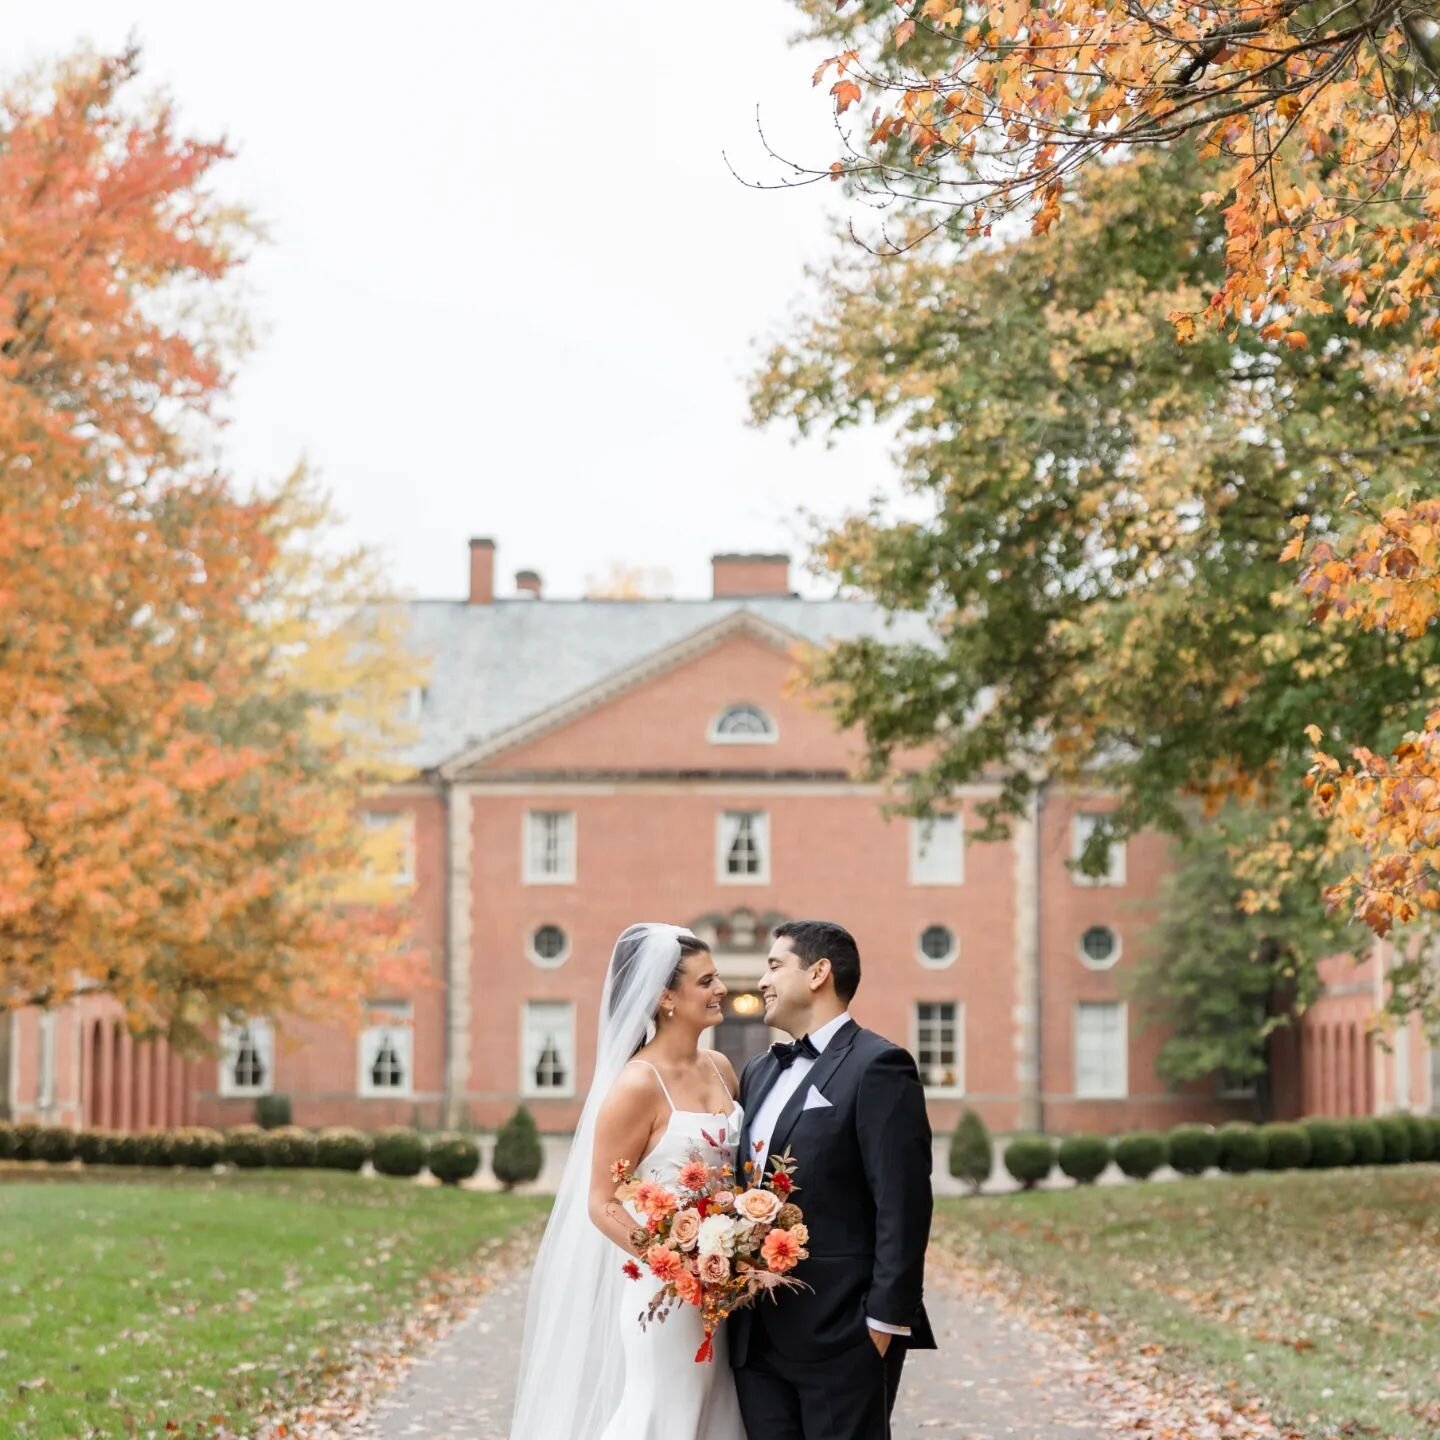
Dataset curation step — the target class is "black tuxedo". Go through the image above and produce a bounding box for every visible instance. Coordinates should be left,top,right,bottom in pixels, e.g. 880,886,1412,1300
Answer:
729,1019,935,1440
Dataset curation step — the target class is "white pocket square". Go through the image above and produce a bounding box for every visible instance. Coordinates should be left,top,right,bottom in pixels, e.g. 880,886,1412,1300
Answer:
802,1086,833,1111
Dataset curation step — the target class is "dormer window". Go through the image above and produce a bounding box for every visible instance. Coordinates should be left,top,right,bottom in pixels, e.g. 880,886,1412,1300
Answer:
709,703,778,745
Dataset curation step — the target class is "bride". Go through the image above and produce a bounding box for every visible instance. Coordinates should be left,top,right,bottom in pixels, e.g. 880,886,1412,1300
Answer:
510,923,747,1439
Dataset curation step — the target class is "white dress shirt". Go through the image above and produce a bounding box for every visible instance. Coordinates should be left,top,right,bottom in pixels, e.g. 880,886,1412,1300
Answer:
749,1011,911,1338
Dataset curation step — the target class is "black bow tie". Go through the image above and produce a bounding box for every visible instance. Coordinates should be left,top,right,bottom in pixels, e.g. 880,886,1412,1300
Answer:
770,1035,819,1070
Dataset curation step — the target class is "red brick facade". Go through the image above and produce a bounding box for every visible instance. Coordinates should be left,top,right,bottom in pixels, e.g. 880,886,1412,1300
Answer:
4,550,1434,1137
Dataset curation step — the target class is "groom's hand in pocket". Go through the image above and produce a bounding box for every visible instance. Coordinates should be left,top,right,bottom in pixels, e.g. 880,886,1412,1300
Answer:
867,1327,892,1358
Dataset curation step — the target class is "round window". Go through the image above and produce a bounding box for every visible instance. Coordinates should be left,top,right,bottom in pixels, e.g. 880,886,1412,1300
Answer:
1079,925,1120,969
530,924,570,966
918,924,957,967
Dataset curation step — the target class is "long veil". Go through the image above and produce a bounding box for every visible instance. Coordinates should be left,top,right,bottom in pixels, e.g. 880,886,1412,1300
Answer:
510,922,693,1439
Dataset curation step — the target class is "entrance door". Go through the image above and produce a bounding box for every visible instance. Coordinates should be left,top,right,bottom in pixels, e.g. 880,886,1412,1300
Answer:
715,990,771,1072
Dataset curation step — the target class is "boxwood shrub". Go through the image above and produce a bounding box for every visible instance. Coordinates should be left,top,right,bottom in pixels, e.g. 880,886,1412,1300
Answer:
373,1126,427,1178
171,1127,224,1168
0,1122,17,1160
316,1127,372,1172
74,1129,114,1165
493,1106,545,1190
262,1125,318,1169
1262,1123,1312,1170
1056,1134,1110,1185
1301,1118,1354,1169
1346,1118,1384,1165
1375,1114,1412,1164
1217,1123,1267,1173
1002,1134,1055,1189
1402,1114,1435,1163
224,1124,269,1169
948,1109,994,1193
427,1133,482,1186
1168,1125,1221,1176
1113,1131,1168,1180
31,1125,78,1164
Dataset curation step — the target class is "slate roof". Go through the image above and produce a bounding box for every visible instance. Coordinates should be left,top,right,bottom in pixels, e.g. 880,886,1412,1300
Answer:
398,597,934,772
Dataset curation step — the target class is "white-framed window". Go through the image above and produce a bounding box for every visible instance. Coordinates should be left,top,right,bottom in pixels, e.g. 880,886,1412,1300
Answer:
909,815,964,886
1074,1002,1128,1099
219,1018,274,1098
1394,1021,1412,1112
524,810,577,884
1072,813,1127,887
361,809,416,886
522,1001,575,1098
359,1001,413,1098
917,925,959,969
717,810,770,884
913,1001,963,1094
1078,924,1121,970
527,924,572,969
709,704,778,744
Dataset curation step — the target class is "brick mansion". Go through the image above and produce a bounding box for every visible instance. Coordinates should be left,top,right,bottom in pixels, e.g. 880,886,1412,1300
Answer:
3,542,1434,1138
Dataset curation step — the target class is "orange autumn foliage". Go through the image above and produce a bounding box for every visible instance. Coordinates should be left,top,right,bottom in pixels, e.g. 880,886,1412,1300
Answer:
0,49,420,1041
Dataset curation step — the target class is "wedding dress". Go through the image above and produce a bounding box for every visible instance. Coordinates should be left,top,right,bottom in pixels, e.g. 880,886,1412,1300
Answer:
598,1057,746,1440
509,923,747,1440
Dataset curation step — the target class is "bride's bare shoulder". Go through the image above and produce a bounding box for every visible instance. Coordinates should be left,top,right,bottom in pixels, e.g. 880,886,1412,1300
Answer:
603,1059,661,1115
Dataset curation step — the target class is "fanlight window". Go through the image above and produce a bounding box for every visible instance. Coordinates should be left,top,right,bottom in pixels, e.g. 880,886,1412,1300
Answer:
710,704,777,744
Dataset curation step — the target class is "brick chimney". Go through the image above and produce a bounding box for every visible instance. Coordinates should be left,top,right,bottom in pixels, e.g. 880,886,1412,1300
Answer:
468,538,495,605
515,569,543,600
711,552,792,599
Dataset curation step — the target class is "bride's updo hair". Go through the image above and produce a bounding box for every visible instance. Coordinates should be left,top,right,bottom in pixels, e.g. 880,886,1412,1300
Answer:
607,925,711,1053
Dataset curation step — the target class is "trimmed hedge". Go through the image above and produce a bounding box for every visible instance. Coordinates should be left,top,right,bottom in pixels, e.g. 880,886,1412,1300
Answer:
1168,1125,1221,1177
428,1133,482,1186
316,1127,372,1172
1402,1114,1435,1163
1302,1118,1354,1169
31,1125,78,1164
1113,1131,1168,1180
948,1109,994,1193
255,1094,293,1130
1057,1134,1110,1185
1346,1118,1384,1165
373,1126,427,1178
171,1127,225,1168
1218,1123,1267,1174
1003,1133,1055,1189
1263,1123,1312,1170
262,1125,319,1169
493,1106,545,1190
223,1124,269,1169
1375,1115,1412,1164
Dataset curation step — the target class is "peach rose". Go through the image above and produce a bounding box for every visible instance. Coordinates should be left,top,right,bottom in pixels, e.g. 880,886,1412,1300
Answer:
634,1182,678,1220
787,1222,810,1248
646,1244,684,1283
708,1189,736,1212
734,1188,783,1224
670,1208,703,1251
675,1268,703,1306
760,1228,803,1274
698,1250,731,1285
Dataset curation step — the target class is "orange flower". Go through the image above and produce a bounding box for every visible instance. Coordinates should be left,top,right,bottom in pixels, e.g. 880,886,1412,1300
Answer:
633,1182,679,1220
646,1244,684,1283
761,1228,803,1274
611,1158,633,1185
675,1268,703,1306
676,1159,712,1192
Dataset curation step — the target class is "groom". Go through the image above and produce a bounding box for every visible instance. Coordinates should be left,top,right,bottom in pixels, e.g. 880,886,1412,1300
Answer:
730,919,935,1439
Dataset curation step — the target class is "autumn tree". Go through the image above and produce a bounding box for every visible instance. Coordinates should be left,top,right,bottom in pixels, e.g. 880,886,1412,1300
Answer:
773,0,1440,957
0,49,421,1042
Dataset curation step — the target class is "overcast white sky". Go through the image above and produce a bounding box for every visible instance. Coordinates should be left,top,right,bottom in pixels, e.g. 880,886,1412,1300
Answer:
11,3,905,601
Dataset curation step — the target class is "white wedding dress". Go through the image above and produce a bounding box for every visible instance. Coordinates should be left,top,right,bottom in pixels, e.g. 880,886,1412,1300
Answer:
598,1057,747,1440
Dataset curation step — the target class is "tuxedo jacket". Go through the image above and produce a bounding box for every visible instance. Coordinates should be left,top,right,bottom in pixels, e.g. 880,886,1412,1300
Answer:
729,1019,936,1366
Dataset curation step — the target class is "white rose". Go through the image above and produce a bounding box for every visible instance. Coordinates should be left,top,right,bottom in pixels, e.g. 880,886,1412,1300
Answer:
697,1213,737,1257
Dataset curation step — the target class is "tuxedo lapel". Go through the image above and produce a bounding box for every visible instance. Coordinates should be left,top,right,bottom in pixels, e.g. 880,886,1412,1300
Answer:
764,1019,859,1169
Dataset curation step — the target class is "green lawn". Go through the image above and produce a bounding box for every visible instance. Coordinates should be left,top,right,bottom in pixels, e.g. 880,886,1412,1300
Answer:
938,1166,1440,1439
0,1168,549,1439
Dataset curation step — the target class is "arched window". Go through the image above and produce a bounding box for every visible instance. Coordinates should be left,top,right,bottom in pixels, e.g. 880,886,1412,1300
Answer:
709,704,777,744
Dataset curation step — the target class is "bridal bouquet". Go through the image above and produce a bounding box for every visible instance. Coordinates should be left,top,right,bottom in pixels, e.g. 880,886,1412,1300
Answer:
612,1143,810,1363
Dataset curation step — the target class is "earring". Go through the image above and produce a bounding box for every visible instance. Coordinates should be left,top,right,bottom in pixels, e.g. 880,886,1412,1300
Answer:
667,1008,675,1018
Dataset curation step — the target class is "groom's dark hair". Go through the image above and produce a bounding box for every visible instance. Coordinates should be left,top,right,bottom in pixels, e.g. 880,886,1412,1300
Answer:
773,920,860,1002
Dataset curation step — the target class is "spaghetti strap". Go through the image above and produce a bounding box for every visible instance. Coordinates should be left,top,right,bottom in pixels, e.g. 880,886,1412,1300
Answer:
631,1059,676,1112
705,1053,735,1105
